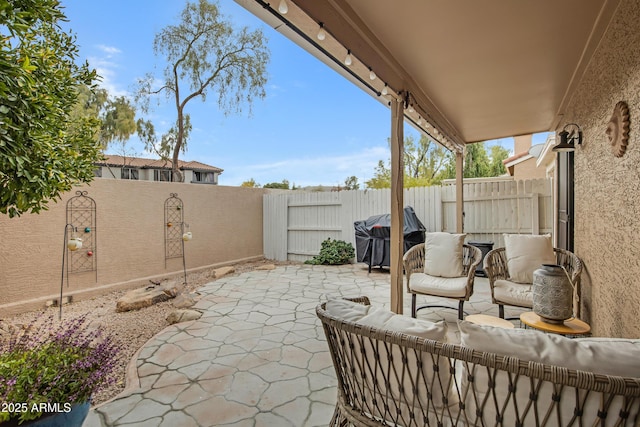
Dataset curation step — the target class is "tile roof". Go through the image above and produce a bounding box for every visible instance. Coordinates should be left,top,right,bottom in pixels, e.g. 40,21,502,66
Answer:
98,155,223,173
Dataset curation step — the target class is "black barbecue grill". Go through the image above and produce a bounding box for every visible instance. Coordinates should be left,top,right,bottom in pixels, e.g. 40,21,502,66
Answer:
354,206,426,272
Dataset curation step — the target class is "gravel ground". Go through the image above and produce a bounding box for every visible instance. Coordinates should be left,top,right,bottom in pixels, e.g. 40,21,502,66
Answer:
0,259,293,406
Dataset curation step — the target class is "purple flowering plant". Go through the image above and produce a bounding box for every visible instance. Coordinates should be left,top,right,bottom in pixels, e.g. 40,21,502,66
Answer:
0,314,120,424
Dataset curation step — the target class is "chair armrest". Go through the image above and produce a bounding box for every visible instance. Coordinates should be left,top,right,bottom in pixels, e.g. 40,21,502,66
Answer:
343,296,371,306
403,243,425,292
462,244,482,299
484,247,509,287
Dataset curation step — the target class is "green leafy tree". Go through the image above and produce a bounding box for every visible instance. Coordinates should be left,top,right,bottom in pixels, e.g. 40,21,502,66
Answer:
100,96,137,148
72,86,137,150
488,144,510,176
438,142,510,180
136,0,270,181
241,178,260,188
343,176,360,190
365,160,391,189
0,0,101,217
71,85,140,176
135,117,192,162
366,135,449,188
463,143,490,178
263,180,290,189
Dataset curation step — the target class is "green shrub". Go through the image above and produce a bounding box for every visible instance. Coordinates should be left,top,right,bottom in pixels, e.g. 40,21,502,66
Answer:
305,238,355,265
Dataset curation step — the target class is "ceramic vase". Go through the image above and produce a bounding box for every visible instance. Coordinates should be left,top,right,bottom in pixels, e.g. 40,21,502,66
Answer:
532,264,572,324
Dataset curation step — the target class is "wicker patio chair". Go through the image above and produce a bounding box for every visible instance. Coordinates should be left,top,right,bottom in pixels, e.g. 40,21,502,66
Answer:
403,242,482,320
316,297,640,427
483,247,583,318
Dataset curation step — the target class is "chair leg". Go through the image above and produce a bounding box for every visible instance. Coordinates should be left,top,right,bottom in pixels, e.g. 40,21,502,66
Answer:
499,305,505,319
458,301,464,320
411,294,417,318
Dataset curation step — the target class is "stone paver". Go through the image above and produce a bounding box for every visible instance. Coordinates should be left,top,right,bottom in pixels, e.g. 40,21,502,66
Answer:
85,264,523,427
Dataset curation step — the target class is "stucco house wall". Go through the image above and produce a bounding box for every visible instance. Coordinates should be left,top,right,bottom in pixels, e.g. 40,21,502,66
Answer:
563,0,640,337
0,180,266,316
511,158,548,180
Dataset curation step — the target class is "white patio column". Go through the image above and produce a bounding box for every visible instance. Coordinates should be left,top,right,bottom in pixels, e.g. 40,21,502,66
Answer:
456,150,464,233
390,97,404,314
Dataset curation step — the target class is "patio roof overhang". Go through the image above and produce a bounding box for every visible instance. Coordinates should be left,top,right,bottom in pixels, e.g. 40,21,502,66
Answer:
235,0,619,148
235,0,620,313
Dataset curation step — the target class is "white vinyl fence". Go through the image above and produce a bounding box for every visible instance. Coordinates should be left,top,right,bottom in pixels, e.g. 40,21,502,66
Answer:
264,178,553,262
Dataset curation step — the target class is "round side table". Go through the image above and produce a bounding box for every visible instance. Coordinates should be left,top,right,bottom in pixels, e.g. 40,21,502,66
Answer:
519,311,591,336
465,314,515,329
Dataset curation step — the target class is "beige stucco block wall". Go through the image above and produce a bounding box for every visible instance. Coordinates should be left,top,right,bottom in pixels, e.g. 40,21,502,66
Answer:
564,0,640,337
0,180,266,316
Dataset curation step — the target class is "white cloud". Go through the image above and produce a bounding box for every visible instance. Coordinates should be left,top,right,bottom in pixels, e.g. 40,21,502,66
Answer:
97,44,122,57
88,45,128,97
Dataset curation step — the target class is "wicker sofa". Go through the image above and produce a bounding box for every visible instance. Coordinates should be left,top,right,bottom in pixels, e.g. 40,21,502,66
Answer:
317,297,640,426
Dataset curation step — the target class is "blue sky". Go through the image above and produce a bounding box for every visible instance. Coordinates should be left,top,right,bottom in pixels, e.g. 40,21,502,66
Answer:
60,0,543,187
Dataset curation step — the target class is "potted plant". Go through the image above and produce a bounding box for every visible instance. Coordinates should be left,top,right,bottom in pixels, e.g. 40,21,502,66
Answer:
0,314,120,426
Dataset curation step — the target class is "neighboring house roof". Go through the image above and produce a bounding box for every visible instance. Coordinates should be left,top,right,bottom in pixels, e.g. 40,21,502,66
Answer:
503,151,533,168
98,155,223,173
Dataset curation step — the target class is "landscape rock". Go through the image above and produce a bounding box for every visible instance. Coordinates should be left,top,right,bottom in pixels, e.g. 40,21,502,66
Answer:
166,309,202,324
116,284,177,313
214,266,235,279
162,285,180,298
172,293,196,309
255,264,276,271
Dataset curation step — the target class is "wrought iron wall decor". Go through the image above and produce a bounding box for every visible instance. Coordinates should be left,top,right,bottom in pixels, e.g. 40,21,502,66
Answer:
66,191,97,279
164,193,184,262
164,193,188,285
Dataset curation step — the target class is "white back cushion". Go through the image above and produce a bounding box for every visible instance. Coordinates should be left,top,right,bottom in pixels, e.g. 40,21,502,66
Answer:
424,232,466,278
503,234,555,283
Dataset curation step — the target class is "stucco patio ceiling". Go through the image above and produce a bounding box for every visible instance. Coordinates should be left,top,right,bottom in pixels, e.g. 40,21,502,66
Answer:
235,0,620,151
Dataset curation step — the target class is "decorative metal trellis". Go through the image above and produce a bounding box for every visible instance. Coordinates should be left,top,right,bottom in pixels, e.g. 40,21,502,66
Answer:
66,190,97,280
164,193,188,285
165,193,184,262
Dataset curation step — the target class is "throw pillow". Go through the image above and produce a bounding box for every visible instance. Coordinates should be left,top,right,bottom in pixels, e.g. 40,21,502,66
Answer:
424,232,466,278
503,233,555,283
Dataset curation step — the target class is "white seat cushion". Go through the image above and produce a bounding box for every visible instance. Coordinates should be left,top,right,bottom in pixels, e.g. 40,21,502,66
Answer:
458,321,640,426
493,279,533,307
424,232,466,278
503,234,555,284
409,273,468,298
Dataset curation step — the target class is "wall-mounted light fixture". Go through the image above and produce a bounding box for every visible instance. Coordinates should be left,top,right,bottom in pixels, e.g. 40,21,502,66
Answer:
552,123,583,152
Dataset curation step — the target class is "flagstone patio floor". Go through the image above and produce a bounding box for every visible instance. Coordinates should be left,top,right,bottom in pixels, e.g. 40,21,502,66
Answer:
83,264,525,427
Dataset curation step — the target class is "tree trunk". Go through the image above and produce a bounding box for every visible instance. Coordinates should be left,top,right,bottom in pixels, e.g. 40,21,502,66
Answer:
173,88,184,183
